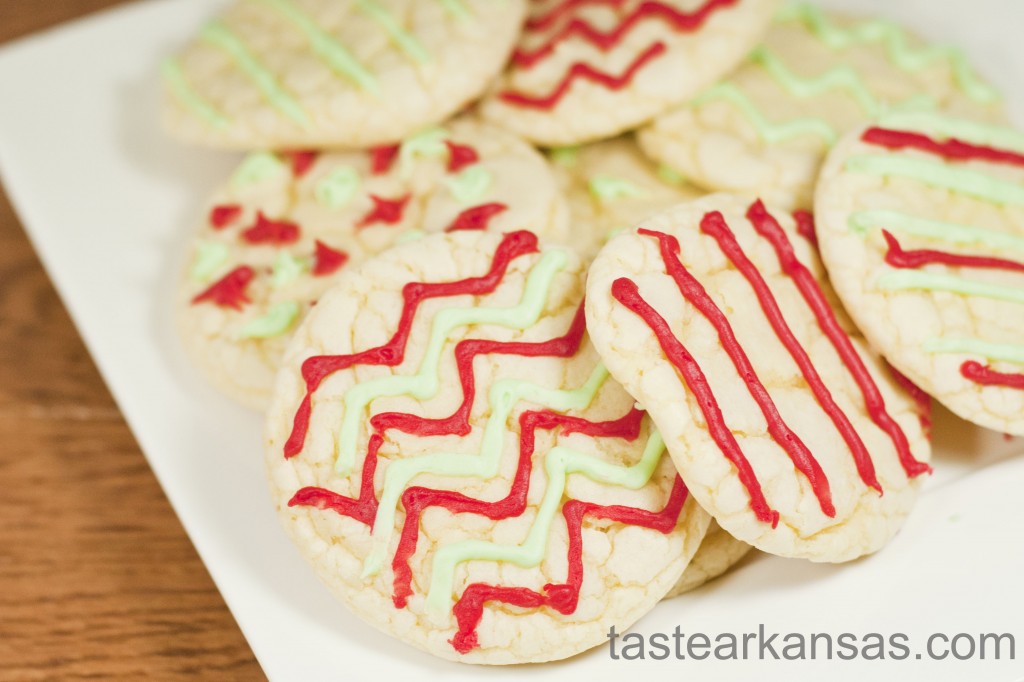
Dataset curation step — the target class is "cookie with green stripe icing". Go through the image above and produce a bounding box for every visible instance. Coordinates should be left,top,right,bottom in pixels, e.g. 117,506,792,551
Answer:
638,2,1004,210
264,229,710,664
815,112,1024,436
177,118,570,410
162,0,525,149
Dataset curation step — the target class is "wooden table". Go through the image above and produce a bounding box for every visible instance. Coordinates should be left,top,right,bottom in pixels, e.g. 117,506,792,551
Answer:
0,2,264,679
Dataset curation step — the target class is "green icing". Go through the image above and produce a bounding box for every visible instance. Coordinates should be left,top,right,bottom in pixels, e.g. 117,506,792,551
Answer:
876,270,1024,305
399,127,450,176
395,229,427,244
693,83,838,144
549,146,580,167
271,252,308,288
588,175,647,200
237,301,301,339
257,0,378,93
751,46,880,114
656,164,686,186
356,0,430,63
333,248,569,476
439,0,471,21
877,111,1024,154
201,22,310,128
849,210,1024,255
315,166,361,208
845,155,1024,206
447,165,493,204
231,151,289,188
923,337,1024,365
363,364,610,577
424,428,667,615
776,2,999,104
161,59,230,130
190,241,230,282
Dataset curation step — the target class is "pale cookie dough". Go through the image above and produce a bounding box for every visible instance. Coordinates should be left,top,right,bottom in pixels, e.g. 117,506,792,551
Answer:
548,136,703,259
264,230,710,664
177,118,569,410
638,2,1004,210
479,0,779,147
815,112,1024,436
586,194,932,562
162,0,526,149
666,520,752,597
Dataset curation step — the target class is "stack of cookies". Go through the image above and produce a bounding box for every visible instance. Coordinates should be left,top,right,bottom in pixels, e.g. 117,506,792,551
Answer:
163,0,1024,664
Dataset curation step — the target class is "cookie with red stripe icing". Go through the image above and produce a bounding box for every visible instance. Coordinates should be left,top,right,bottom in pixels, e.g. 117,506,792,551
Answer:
586,194,932,561
177,118,569,409
162,0,526,149
264,229,710,663
815,112,1024,436
479,0,779,146
638,3,1004,210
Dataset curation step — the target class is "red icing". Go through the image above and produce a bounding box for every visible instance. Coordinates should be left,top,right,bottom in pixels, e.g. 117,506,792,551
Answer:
241,211,300,245
882,230,1024,274
746,200,931,479
312,240,349,276
444,203,508,232
961,361,1024,390
611,277,779,527
514,0,739,68
499,41,667,110
525,0,627,31
282,231,540,458
793,210,818,247
191,266,255,311
450,470,688,654
357,194,411,228
370,144,400,175
862,127,1024,168
887,365,933,436
445,141,480,173
700,215,881,494
285,150,318,177
288,434,382,527
210,204,242,229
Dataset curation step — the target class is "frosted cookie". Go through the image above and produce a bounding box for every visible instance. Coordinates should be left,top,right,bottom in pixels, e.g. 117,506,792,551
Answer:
638,3,1003,209
549,136,703,258
479,0,779,147
264,230,710,663
177,119,569,409
666,520,751,597
815,112,1024,436
586,194,932,562
162,0,526,149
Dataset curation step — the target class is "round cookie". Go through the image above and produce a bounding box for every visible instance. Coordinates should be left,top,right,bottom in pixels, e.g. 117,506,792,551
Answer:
666,520,752,597
264,230,710,664
549,136,703,258
638,3,1004,210
815,112,1024,436
178,118,570,409
162,0,526,149
586,194,932,562
479,0,780,147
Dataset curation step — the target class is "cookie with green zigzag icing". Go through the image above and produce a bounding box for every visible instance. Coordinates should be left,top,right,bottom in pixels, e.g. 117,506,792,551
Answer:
264,229,710,664
162,0,525,149
478,0,780,147
586,193,932,562
815,112,1024,436
177,118,570,410
548,136,703,258
666,520,751,597
638,3,1004,209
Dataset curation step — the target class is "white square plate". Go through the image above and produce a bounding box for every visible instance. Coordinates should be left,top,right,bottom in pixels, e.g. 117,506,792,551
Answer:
1,1,1022,679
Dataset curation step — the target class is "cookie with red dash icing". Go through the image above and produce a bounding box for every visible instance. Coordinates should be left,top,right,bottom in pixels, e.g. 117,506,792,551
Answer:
177,118,569,409
815,112,1024,436
264,230,710,663
586,194,932,561
162,0,526,149
666,520,751,597
479,0,779,147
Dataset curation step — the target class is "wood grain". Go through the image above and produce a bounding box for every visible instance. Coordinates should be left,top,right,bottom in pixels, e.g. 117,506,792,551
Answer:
0,2,264,679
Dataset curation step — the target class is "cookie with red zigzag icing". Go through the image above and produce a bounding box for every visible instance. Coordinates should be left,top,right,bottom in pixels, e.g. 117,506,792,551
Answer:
815,112,1024,436
586,194,932,561
264,230,710,664
638,3,1004,210
479,0,779,146
666,520,751,597
162,0,526,149
177,118,569,410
